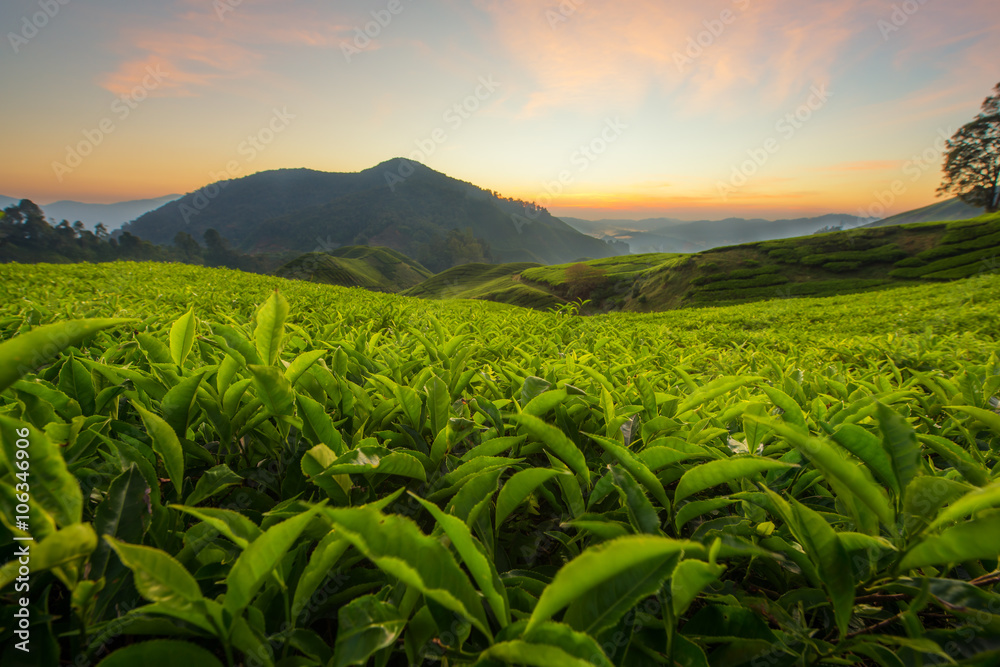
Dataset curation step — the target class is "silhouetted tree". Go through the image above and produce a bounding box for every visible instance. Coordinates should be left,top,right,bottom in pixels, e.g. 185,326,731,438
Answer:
939,82,1000,213
174,231,202,262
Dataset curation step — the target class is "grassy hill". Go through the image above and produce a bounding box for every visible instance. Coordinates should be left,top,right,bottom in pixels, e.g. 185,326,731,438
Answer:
427,213,1000,313
403,261,565,310
625,212,1000,310
865,197,984,227
519,253,682,309
275,245,431,292
405,254,681,312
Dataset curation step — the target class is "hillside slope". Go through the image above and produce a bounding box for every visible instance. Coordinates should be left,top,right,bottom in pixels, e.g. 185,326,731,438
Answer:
122,160,621,270
624,213,1000,311
275,245,431,292
865,198,984,228
403,262,564,310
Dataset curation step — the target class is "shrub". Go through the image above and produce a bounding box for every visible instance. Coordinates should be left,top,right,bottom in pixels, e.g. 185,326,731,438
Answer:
800,244,907,266
822,261,861,273
941,222,997,244
767,248,802,263
918,229,1000,261
697,274,789,292
891,246,1000,279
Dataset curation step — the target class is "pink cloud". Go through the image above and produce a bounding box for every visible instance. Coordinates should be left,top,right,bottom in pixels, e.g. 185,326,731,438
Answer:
467,0,998,121
100,1,353,97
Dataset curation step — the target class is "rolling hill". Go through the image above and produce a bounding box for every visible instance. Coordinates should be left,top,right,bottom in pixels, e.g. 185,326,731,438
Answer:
863,197,984,228
404,254,680,311
275,245,432,292
121,160,622,271
422,213,1000,313
622,212,1000,311
402,262,566,310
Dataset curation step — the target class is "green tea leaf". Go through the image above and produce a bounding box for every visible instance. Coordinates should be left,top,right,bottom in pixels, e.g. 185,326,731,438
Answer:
674,457,794,503
96,640,224,667
105,536,203,611
332,595,405,667
254,291,289,366
0,417,82,526
225,506,320,615
169,309,197,367
0,318,131,394
134,402,185,496
526,535,704,632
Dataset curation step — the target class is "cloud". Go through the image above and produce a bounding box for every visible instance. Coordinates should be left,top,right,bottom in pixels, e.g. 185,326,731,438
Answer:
100,0,353,97
472,0,887,117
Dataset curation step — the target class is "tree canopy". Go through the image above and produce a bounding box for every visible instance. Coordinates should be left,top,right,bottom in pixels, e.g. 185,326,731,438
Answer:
939,82,1000,213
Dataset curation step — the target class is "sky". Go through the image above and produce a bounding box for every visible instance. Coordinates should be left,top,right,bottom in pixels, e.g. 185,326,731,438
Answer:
1,0,997,221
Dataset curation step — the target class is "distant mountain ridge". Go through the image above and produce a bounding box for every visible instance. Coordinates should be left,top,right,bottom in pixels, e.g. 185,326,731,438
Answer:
561,213,875,254
0,194,181,230
121,160,622,271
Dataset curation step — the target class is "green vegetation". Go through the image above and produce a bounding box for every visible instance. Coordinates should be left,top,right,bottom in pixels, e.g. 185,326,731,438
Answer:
519,253,682,309
938,82,1000,213
121,161,622,270
626,213,1000,310
276,246,432,292
1,199,272,273
521,253,679,286
402,262,565,310
2,261,1000,665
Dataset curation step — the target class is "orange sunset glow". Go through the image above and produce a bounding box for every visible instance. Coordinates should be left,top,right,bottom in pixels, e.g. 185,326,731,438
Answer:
2,0,998,220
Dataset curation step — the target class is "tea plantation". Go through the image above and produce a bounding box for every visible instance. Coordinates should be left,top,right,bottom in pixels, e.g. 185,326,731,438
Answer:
1,261,999,666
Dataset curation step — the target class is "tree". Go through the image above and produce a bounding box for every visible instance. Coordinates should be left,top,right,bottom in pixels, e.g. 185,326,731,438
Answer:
939,82,1000,213
174,231,202,262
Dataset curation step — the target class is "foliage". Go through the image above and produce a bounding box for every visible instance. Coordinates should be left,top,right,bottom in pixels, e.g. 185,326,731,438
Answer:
277,246,432,293
563,263,608,299
0,199,269,273
120,161,620,269
1,262,1000,665
939,81,1000,213
629,214,1000,310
